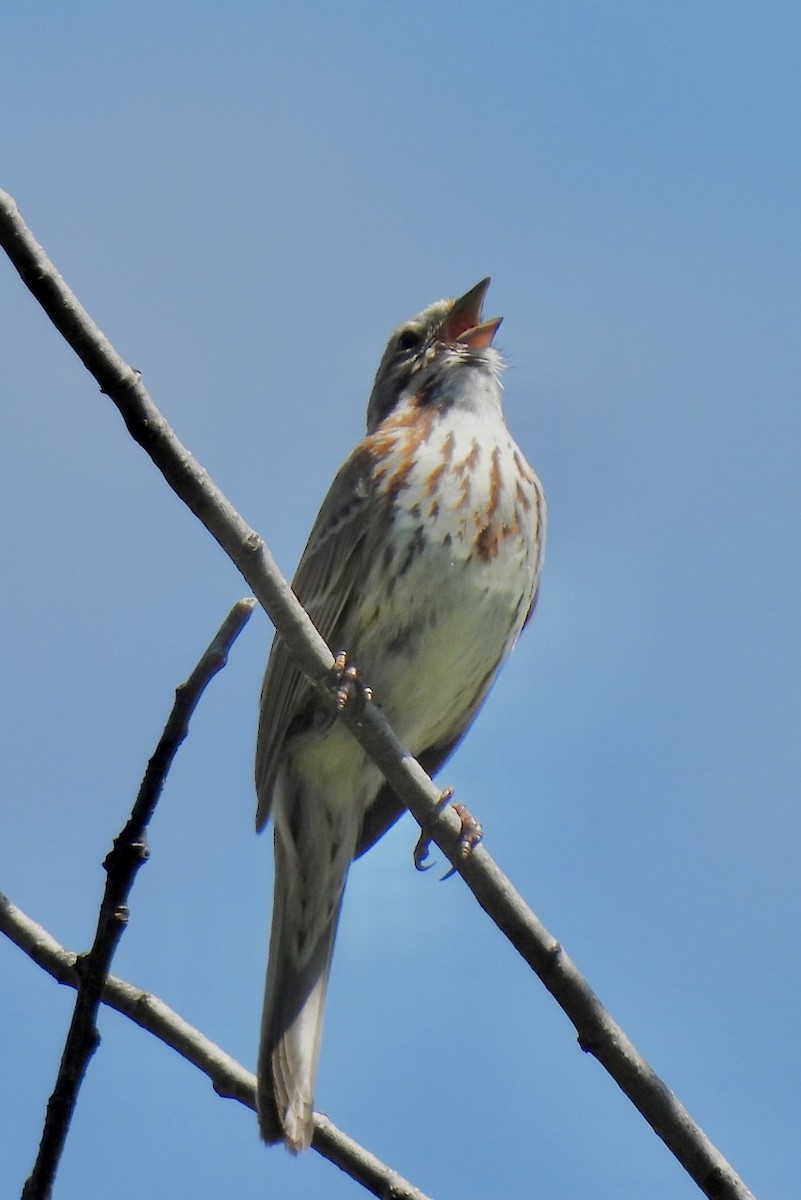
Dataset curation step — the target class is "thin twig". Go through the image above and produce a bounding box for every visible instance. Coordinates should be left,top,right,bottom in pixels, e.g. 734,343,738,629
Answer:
0,189,756,1200
0,893,431,1200
20,599,255,1200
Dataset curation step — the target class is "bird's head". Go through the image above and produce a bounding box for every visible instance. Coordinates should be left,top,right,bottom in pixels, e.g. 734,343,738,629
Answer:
366,278,502,433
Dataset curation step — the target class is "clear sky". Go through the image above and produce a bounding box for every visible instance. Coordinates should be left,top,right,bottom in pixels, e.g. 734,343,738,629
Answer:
1,4,799,1197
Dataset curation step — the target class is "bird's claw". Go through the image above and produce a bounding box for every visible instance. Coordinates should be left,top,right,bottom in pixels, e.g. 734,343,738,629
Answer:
439,803,484,879
331,651,373,712
414,788,483,877
413,787,454,872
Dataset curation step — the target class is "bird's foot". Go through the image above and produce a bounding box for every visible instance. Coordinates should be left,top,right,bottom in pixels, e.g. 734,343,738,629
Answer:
414,790,484,878
452,802,484,858
331,650,373,712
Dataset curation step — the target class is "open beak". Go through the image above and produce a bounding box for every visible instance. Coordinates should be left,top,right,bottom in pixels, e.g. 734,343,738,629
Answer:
437,277,502,350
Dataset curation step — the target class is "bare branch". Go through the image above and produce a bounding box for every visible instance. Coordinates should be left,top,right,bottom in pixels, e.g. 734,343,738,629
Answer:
0,893,431,1200
20,599,255,1200
0,190,755,1200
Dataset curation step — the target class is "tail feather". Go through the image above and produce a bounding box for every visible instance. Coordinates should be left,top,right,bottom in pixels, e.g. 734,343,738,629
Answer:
257,918,339,1150
257,828,349,1151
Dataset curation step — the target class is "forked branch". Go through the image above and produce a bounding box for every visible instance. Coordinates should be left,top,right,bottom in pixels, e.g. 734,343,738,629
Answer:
21,599,255,1200
0,894,430,1200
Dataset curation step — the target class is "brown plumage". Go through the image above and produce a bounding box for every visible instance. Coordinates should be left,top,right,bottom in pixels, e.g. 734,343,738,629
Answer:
255,279,546,1150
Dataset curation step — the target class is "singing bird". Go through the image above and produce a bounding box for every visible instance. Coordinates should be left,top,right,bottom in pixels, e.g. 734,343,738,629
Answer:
255,279,546,1150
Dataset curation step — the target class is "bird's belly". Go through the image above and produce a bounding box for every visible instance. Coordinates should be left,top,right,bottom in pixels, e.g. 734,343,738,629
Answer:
285,538,531,824
351,526,535,755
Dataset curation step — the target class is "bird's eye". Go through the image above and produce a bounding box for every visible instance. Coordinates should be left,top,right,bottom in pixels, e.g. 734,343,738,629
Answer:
396,328,423,353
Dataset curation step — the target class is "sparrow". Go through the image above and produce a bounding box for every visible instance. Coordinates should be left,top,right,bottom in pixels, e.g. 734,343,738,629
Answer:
255,278,546,1151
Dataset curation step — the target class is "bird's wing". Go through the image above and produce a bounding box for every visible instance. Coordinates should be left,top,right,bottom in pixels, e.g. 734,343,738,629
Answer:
255,444,382,831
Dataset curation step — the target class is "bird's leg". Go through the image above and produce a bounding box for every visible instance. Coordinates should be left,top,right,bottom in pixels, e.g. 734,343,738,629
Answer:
413,789,484,877
330,650,373,712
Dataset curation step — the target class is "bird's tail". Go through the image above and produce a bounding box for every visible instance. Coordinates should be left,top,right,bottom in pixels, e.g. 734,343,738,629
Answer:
257,830,350,1152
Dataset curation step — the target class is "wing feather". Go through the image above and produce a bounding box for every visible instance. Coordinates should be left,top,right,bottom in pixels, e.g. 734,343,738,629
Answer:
255,446,380,830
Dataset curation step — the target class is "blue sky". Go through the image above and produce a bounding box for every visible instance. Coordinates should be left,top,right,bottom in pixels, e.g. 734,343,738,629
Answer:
1,3,799,1196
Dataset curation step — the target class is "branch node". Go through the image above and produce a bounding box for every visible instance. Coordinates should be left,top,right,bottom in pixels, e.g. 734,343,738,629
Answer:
577,1031,600,1055
103,834,149,874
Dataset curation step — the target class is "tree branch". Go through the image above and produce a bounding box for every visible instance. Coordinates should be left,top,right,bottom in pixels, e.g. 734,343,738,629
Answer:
0,893,430,1200
21,599,255,1200
0,189,755,1200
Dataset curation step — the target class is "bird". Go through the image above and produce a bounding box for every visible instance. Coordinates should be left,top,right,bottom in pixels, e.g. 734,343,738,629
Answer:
255,278,546,1151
